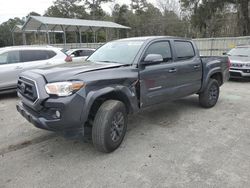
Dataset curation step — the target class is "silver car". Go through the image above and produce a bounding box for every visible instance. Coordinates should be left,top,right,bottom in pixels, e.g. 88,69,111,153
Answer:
228,46,250,79
0,46,68,93
66,48,95,63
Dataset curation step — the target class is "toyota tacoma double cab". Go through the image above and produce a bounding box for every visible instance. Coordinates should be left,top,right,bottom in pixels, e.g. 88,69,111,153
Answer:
16,36,230,153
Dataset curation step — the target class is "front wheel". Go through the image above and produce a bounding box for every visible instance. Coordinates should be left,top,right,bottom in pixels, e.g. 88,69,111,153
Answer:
199,79,220,108
92,100,127,153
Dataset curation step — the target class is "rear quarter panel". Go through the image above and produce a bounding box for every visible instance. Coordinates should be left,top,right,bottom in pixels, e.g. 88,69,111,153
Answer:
200,56,229,92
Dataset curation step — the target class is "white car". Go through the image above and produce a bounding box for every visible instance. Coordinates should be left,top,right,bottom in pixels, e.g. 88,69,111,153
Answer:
66,48,95,63
226,46,250,79
0,46,69,93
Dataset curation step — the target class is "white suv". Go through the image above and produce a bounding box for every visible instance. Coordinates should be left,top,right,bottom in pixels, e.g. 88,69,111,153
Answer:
0,46,68,93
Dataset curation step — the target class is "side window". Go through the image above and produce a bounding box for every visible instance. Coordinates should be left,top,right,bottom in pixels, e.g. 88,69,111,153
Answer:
79,50,93,56
73,50,81,57
79,50,87,56
78,50,85,56
86,50,94,56
21,50,37,62
21,50,54,62
144,41,172,62
47,50,56,59
0,52,8,64
0,51,20,64
174,41,195,60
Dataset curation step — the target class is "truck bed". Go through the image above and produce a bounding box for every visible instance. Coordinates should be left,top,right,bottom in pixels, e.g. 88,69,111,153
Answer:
201,56,228,64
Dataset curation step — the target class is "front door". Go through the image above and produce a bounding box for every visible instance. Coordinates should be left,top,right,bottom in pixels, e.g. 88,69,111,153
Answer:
139,40,178,107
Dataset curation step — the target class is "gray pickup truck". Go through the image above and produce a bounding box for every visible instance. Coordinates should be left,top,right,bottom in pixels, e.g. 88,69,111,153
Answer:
16,36,229,153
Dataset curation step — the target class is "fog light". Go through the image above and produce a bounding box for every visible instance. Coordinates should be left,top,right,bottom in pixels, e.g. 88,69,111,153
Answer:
55,110,61,118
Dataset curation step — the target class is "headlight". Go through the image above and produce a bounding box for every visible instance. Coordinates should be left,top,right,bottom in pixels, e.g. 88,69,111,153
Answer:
45,81,85,96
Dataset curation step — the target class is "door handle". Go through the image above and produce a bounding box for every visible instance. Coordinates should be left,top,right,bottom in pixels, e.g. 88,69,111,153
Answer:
194,65,200,69
15,66,23,70
168,68,177,73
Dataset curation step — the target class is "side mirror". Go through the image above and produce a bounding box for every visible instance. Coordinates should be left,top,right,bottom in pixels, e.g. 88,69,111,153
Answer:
222,52,227,55
141,54,163,65
70,54,75,58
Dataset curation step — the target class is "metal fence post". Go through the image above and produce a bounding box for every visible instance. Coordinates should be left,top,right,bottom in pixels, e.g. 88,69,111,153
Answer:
210,38,214,56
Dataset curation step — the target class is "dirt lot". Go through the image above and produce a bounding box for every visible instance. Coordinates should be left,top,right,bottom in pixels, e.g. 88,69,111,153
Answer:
0,81,250,188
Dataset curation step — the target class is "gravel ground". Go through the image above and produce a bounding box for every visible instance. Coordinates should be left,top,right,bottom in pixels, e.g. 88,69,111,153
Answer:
0,80,250,188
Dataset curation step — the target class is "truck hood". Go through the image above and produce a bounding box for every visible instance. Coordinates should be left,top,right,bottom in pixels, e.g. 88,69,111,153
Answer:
29,61,125,82
229,56,250,64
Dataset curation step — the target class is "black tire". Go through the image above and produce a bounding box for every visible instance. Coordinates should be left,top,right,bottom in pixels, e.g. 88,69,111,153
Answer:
92,100,127,153
199,79,220,108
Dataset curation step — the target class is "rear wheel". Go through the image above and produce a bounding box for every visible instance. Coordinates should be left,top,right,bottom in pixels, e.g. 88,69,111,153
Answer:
92,100,127,153
199,79,220,108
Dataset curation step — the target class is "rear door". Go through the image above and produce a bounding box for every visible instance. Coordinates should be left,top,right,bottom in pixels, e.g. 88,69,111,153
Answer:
171,40,202,98
0,50,22,90
20,50,54,70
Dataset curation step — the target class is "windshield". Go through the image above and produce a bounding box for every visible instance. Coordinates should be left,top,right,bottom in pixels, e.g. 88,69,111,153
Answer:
87,41,144,64
228,47,250,57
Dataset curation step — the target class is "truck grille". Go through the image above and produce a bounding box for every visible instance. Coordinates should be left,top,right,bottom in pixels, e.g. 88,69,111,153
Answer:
17,77,38,103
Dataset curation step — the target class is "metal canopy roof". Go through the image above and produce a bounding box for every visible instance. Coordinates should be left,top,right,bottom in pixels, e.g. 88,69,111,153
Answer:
21,16,130,32
13,24,63,33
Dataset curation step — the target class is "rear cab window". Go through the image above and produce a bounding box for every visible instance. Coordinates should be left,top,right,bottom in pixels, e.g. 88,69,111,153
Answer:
174,41,195,61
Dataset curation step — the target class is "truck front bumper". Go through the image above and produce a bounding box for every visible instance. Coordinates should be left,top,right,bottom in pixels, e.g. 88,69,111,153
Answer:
16,93,87,135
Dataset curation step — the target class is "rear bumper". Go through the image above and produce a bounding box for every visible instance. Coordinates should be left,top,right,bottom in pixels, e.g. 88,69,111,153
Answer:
230,69,250,78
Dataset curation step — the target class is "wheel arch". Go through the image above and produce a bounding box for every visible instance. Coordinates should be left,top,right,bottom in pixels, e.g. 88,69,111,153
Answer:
200,68,223,93
80,86,139,126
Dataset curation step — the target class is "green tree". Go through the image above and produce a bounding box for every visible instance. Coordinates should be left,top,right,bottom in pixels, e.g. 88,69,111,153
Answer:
180,0,250,36
28,12,41,16
113,4,130,25
140,3,163,35
0,18,24,47
85,0,112,19
112,4,131,38
129,0,186,37
45,0,88,19
131,0,148,14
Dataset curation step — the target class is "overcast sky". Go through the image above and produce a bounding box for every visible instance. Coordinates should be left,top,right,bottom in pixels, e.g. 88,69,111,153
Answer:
0,0,160,24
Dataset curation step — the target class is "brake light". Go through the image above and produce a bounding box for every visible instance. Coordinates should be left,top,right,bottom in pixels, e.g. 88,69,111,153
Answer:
65,56,72,63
